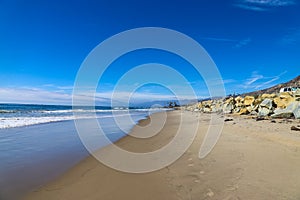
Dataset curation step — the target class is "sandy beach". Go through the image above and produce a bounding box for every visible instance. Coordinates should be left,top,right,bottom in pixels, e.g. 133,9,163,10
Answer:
25,110,300,200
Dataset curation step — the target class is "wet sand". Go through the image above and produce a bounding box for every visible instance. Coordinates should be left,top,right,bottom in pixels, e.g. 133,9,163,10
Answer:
25,110,300,200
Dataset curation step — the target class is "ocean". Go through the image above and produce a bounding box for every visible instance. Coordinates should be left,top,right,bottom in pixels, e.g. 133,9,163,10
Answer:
0,104,168,199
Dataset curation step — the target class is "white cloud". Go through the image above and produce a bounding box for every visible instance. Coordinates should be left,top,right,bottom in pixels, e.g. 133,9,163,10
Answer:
241,70,287,90
243,0,295,6
0,87,72,105
199,37,238,42
0,86,199,106
280,28,300,45
200,36,251,48
235,0,296,11
234,38,251,48
235,4,268,11
245,72,264,86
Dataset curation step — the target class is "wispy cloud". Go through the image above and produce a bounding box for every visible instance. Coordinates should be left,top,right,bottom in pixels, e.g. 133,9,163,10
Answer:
245,72,264,86
241,70,287,90
234,38,251,48
280,28,300,45
235,3,268,11
199,37,238,42
235,0,296,11
200,36,251,48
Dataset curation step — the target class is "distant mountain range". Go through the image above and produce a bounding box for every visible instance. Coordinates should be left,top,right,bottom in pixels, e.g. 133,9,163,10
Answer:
243,75,300,96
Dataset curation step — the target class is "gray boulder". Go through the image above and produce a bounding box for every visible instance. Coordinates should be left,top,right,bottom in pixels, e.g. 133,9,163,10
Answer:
293,102,300,119
223,103,234,114
258,107,270,117
271,102,300,119
260,98,273,109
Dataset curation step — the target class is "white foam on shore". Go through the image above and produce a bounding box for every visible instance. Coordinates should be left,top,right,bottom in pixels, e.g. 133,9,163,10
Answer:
0,116,82,129
0,108,170,129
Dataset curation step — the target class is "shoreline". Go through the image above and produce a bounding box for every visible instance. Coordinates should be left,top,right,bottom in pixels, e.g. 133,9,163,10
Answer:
25,110,300,200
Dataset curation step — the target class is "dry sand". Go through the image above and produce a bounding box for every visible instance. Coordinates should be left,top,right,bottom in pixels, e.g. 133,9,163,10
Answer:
25,110,300,200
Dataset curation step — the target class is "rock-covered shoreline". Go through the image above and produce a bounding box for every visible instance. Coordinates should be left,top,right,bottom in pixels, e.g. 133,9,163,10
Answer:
186,91,300,119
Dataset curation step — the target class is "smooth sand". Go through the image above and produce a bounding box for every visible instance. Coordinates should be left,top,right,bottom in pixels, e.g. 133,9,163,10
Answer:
25,110,300,200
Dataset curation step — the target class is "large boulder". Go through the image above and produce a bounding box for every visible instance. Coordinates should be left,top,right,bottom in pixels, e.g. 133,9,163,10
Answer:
225,97,234,104
271,102,299,118
238,107,249,115
244,96,255,106
293,102,300,119
260,98,273,110
211,102,222,113
235,96,244,104
258,98,273,117
274,92,295,109
223,103,234,114
258,107,271,117
203,107,212,113
253,98,263,106
261,93,276,99
197,102,203,109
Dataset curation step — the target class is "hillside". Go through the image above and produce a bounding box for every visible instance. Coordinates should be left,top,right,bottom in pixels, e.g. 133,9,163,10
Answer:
243,75,300,97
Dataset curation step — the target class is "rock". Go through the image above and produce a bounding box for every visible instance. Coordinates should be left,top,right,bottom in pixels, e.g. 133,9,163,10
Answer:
235,102,244,108
197,103,203,109
233,107,241,113
271,102,299,118
206,189,214,197
254,98,263,106
292,102,300,119
203,107,211,113
272,112,294,118
244,96,255,106
291,126,300,131
223,103,234,114
250,110,258,115
261,93,276,99
225,97,234,104
260,98,273,110
238,108,249,115
211,102,222,113
256,117,267,121
235,96,244,104
258,107,270,117
246,106,254,112
274,92,295,109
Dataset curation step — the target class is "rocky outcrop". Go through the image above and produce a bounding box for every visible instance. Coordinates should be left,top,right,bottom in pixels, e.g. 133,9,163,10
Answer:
187,91,300,119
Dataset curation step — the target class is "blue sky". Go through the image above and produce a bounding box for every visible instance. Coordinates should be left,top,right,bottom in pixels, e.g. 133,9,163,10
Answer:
0,0,299,105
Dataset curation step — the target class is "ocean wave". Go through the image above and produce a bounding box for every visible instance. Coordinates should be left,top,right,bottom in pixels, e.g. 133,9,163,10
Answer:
0,116,80,129
0,110,17,113
0,112,146,129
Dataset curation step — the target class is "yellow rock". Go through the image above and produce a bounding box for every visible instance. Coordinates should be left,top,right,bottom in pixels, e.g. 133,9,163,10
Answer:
238,108,249,115
273,92,295,109
235,96,244,103
197,103,203,109
225,97,234,104
254,98,263,106
235,102,243,107
244,96,255,106
261,93,277,99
